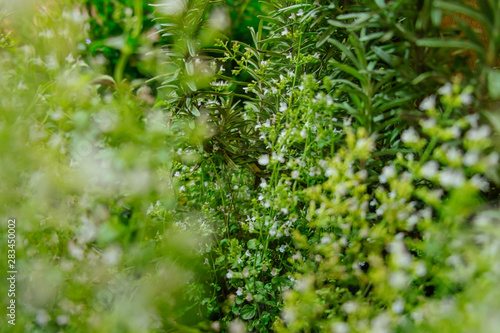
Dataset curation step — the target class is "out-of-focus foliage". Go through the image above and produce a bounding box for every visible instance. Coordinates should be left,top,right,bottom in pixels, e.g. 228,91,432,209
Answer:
0,0,211,331
1,0,500,332
82,0,160,82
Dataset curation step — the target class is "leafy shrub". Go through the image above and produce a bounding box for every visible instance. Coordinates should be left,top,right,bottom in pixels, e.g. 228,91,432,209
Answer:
1,0,500,332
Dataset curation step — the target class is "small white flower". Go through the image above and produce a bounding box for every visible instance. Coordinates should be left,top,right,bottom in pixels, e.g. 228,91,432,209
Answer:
355,137,374,151
226,270,234,279
379,164,396,183
429,189,444,200
276,153,285,163
68,242,84,260
419,95,436,111
229,319,246,332
281,27,289,35
342,301,358,314
419,207,433,219
389,271,408,289
236,287,243,296
486,152,499,166
279,102,288,112
392,299,405,314
326,95,333,105
466,125,491,141
474,212,493,227
388,238,412,268
56,315,70,326
297,9,304,16
300,128,307,138
146,204,154,215
466,114,479,127
331,322,350,333
420,117,436,130
438,82,453,96
446,147,462,162
460,91,473,105
260,179,268,189
65,53,75,63
376,204,386,216
449,125,461,139
415,262,427,277
420,160,439,179
35,310,51,326
446,254,462,267
439,168,465,188
463,151,479,166
401,127,419,143
406,214,420,228
470,174,489,191
258,154,270,166
103,246,122,266
335,183,347,196
291,170,300,179
211,322,221,331
271,268,278,276
372,314,391,333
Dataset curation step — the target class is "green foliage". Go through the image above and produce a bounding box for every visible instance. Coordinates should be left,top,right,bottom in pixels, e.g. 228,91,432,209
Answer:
0,1,208,331
1,0,500,332
83,0,160,82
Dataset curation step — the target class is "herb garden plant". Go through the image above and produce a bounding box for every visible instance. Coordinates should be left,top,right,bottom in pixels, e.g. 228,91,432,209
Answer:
1,0,500,332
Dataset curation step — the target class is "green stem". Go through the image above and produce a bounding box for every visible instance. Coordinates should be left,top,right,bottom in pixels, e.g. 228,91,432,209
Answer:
114,50,130,84
420,104,453,165
210,157,231,240
114,0,143,83
289,29,303,107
